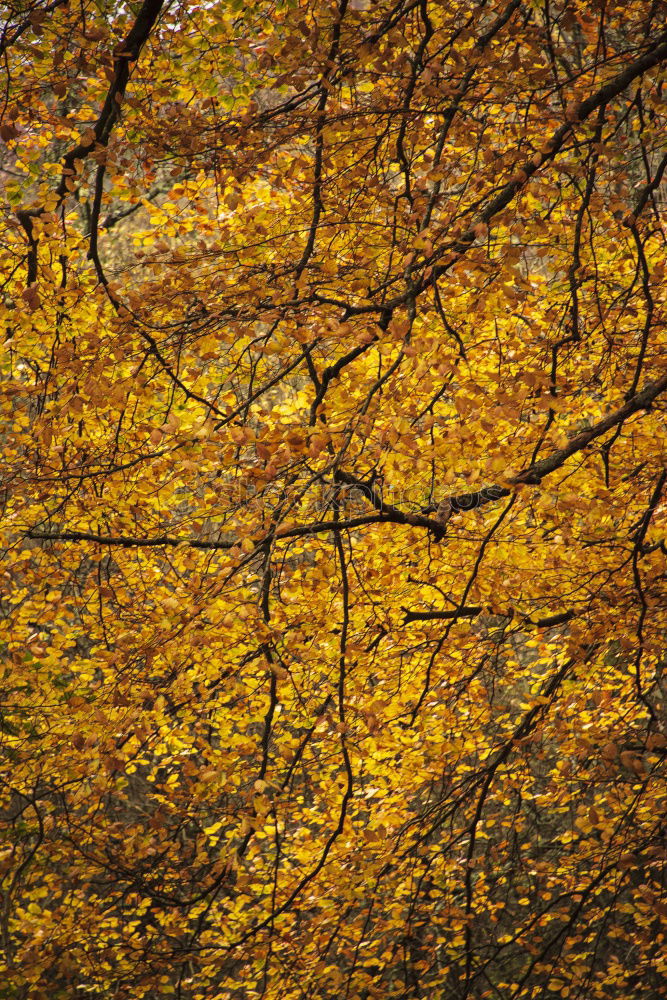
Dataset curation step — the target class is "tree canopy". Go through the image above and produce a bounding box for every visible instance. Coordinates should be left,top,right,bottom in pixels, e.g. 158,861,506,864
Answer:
2,0,667,997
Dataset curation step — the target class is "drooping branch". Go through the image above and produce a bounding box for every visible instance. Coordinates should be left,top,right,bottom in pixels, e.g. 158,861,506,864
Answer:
16,0,165,283
421,29,667,291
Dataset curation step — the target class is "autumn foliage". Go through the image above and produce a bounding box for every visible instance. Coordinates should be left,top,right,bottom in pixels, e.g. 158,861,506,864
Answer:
2,0,667,996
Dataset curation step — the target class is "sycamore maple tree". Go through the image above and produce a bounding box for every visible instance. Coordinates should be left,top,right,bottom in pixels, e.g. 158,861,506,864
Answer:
1,0,667,997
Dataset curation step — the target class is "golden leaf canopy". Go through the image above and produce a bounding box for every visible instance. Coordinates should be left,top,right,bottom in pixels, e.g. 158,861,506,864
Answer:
1,1,667,997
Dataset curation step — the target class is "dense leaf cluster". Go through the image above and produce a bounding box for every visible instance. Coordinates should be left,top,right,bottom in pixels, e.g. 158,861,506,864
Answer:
1,1,667,997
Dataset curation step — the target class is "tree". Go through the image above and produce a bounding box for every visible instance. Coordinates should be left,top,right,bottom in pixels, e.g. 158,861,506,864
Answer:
1,0,667,996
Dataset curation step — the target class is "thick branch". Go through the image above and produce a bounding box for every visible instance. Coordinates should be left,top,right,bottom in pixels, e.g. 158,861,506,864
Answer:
28,375,667,553
425,373,667,516
402,607,576,627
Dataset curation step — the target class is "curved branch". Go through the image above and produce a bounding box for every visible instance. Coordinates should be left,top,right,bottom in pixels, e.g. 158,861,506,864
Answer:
16,0,165,282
